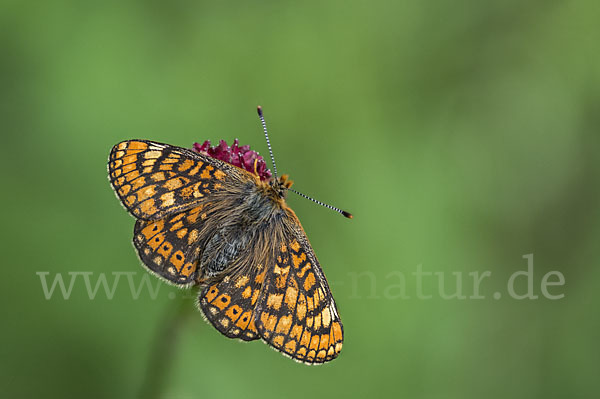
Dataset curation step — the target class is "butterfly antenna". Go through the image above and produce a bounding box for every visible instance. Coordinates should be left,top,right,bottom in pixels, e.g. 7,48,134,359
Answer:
289,188,353,219
257,106,278,178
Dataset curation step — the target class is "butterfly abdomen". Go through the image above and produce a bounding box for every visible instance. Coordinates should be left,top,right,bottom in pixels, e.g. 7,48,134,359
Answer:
201,227,251,276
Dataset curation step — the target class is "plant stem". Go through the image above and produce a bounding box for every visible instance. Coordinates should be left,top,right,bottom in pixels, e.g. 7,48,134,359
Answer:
138,294,193,399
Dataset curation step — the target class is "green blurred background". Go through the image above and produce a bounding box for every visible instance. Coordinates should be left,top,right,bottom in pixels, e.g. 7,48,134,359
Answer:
2,0,599,398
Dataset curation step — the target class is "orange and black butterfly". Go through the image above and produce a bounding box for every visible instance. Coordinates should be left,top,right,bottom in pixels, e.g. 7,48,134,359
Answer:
107,106,351,364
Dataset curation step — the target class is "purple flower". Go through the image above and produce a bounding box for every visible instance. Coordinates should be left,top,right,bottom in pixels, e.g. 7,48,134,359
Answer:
192,139,272,181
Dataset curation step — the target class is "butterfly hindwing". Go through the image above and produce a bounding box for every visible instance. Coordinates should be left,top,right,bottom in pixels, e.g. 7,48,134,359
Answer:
108,140,247,221
133,203,216,285
197,263,268,341
255,224,344,364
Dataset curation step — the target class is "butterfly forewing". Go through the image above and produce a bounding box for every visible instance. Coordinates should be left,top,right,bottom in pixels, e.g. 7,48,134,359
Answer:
108,140,244,221
255,225,343,364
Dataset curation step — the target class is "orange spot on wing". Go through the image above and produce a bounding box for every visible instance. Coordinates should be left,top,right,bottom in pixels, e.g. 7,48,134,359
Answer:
266,293,283,310
200,165,214,179
292,253,306,269
236,311,252,328
319,334,329,350
118,185,131,196
306,316,313,328
251,289,259,305
131,176,146,191
297,263,311,278
169,250,185,271
247,318,257,333
261,312,277,332
225,305,243,322
122,154,137,165
309,335,320,351
307,296,314,312
188,162,203,175
290,240,300,252
290,325,303,340
123,165,137,177
300,330,311,347
128,141,148,150
285,285,298,309
314,313,321,329
180,262,195,277
125,195,136,206
284,340,297,354
187,229,199,245
157,241,173,258
322,307,331,327
303,272,316,291
137,185,156,202
205,286,219,302
296,347,307,358
169,213,185,223
148,233,165,250
234,275,249,288
214,294,231,310
241,286,252,299
272,335,284,348
151,172,165,181
164,177,183,190
141,220,164,239
332,322,343,342
275,315,292,334
296,294,307,320
335,342,342,354
170,221,184,231
180,185,194,198
254,269,266,284
214,170,226,180
140,198,157,216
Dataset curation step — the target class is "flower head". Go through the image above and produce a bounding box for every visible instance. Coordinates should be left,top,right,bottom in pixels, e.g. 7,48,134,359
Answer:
192,139,272,181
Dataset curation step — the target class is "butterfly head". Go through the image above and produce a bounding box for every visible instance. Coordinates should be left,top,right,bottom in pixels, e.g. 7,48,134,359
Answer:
269,174,293,199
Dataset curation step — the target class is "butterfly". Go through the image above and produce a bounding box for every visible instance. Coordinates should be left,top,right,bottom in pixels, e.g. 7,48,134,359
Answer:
107,106,351,364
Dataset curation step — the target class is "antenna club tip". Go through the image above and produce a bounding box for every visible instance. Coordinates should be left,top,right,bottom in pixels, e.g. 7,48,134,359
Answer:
257,105,263,117
342,211,353,219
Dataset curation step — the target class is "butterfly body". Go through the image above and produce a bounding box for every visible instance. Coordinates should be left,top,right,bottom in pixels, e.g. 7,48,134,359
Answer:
108,138,344,364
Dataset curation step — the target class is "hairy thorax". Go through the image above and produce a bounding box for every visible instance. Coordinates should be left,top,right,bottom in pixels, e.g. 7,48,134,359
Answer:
200,176,294,278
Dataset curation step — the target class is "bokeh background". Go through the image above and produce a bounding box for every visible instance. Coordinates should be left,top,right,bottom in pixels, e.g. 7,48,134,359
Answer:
2,1,599,398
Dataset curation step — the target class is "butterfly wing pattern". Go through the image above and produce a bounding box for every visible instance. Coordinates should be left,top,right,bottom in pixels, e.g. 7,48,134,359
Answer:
108,140,246,221
108,140,251,285
198,262,267,341
255,225,343,363
132,203,213,285
108,139,344,364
